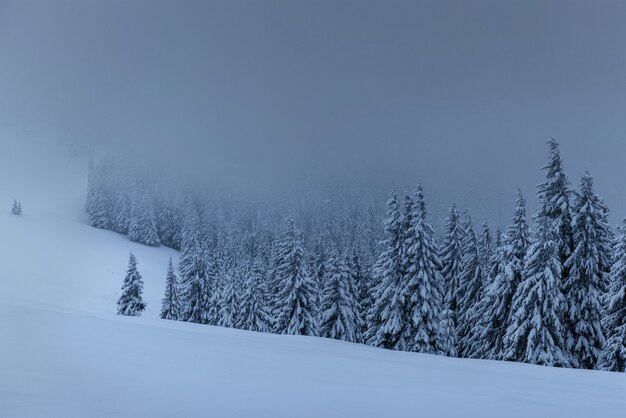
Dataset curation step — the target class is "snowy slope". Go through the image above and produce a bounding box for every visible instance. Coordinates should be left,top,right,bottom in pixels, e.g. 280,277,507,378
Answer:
1,131,626,418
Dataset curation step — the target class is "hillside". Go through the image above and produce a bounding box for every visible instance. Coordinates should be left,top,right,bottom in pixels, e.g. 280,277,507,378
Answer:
1,135,625,418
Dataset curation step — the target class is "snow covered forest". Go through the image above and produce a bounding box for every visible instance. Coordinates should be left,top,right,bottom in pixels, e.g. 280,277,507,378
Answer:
87,139,626,372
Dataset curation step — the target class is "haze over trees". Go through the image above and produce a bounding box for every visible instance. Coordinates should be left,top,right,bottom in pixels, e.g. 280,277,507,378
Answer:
89,140,625,371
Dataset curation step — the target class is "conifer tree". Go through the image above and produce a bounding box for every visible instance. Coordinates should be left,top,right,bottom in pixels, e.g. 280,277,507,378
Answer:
11,199,20,216
366,192,406,350
599,220,626,372
320,253,359,342
440,204,464,328
273,217,319,336
502,218,568,367
456,214,486,358
85,161,109,229
347,249,368,342
401,186,444,354
537,138,574,285
117,253,146,316
218,271,240,328
478,221,493,276
477,190,531,359
238,260,273,332
128,194,160,247
564,172,611,369
160,257,181,320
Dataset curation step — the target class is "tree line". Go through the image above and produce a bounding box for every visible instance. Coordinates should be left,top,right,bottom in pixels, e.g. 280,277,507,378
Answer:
100,139,626,372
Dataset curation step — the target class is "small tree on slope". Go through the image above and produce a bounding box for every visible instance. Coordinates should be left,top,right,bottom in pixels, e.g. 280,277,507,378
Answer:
502,218,568,367
599,220,626,372
117,253,146,316
564,172,611,369
160,257,181,320
320,253,359,342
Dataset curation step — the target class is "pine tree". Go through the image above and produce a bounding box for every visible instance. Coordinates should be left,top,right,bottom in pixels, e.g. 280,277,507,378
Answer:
11,199,22,216
477,190,531,359
117,253,146,316
599,220,626,372
478,221,493,275
400,186,444,354
537,138,574,286
366,192,406,350
564,172,611,369
502,218,568,367
273,217,319,336
440,204,464,328
178,210,211,323
320,253,359,342
160,257,181,320
85,161,109,229
128,194,160,247
218,272,240,328
347,249,368,343
238,260,273,332
456,213,486,358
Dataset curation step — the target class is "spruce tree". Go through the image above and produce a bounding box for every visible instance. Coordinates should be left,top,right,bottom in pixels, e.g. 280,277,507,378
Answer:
366,192,406,350
401,186,444,354
160,257,181,320
478,221,493,275
85,161,109,229
456,213,486,358
117,253,146,316
273,217,319,336
218,272,240,328
320,253,359,342
537,138,574,286
564,172,611,369
477,190,531,359
238,260,273,332
502,218,568,367
347,249,368,342
11,199,20,216
128,194,160,247
599,220,626,372
440,204,464,328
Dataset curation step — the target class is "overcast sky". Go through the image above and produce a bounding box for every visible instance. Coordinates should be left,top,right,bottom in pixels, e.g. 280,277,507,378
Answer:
1,0,625,224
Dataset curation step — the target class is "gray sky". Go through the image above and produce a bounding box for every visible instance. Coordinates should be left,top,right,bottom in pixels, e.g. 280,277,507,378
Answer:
1,0,626,224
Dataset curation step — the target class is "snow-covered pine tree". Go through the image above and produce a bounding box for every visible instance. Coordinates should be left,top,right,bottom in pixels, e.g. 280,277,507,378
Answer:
347,249,368,342
564,172,611,369
160,257,181,320
85,161,109,229
537,138,574,286
502,217,568,367
238,259,273,332
366,192,406,350
218,271,240,328
478,221,493,276
178,209,211,323
599,220,626,372
477,190,531,359
456,213,486,358
128,194,160,247
320,252,359,342
440,203,465,328
273,217,319,336
11,199,22,216
400,186,444,354
117,253,146,316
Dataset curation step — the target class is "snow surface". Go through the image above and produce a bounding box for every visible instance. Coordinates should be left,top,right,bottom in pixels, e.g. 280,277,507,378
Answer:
1,131,626,417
